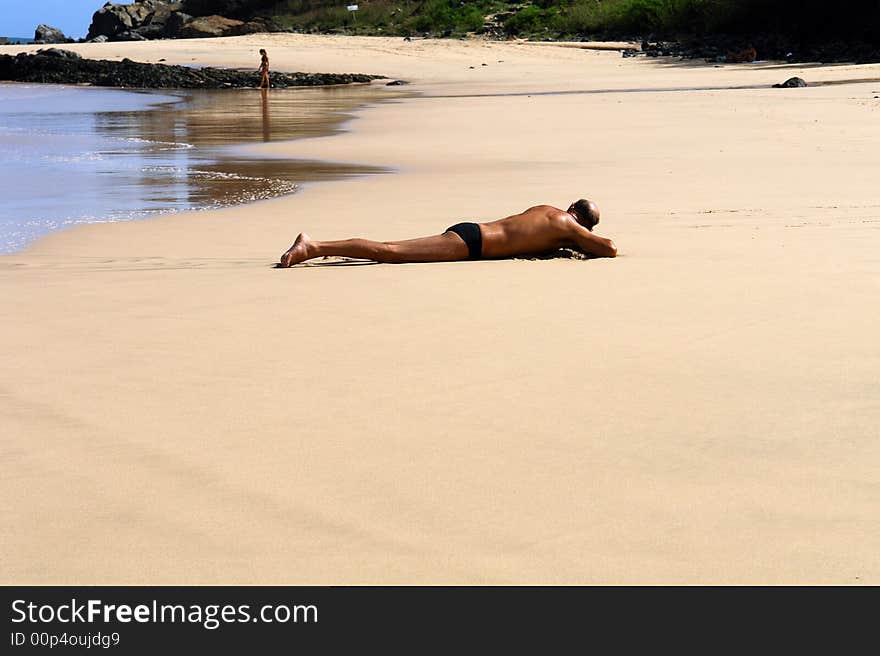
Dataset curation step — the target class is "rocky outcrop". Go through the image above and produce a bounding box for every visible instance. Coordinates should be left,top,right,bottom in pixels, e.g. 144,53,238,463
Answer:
0,51,383,89
87,1,184,41
33,24,69,44
85,0,289,41
236,16,288,35
36,48,82,60
163,11,193,37
177,15,243,38
115,31,149,41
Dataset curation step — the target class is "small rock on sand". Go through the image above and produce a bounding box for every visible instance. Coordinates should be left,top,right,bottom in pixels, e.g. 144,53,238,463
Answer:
773,77,808,88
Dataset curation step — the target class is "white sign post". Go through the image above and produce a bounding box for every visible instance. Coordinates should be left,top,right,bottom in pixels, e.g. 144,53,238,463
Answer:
347,4,359,24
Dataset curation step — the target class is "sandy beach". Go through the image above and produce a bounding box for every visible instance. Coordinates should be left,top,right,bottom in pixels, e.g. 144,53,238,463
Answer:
2,34,879,584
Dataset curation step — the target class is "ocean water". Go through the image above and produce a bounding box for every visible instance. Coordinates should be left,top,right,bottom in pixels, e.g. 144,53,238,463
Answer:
0,83,389,253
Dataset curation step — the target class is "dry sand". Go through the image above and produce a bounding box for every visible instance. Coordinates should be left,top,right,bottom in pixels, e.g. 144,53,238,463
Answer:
2,35,879,584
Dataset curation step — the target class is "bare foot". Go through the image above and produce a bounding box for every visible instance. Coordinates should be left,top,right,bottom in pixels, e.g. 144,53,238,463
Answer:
279,233,315,268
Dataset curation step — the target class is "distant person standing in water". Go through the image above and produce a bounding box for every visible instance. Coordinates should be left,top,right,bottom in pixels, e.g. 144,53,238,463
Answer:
258,49,270,89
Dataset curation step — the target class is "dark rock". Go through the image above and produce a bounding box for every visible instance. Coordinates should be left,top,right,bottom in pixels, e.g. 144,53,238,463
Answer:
88,35,110,43
385,79,409,86
773,77,808,88
164,12,193,37
178,15,243,38
114,30,148,41
621,48,638,58
0,51,384,89
132,23,167,39
34,24,67,44
143,2,181,27
87,1,182,40
233,17,288,35
88,4,135,39
641,40,682,58
36,48,82,60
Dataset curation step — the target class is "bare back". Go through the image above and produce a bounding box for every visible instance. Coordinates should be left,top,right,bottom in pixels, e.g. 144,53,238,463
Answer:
479,205,580,258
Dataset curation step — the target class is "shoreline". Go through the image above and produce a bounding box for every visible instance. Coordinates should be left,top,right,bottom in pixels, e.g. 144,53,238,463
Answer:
0,79,403,255
3,34,879,584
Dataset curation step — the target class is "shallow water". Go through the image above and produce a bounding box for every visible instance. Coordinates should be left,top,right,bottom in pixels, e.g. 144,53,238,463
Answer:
0,83,394,253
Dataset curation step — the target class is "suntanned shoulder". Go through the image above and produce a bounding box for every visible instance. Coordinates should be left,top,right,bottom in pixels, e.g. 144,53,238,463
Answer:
544,206,577,228
533,204,564,215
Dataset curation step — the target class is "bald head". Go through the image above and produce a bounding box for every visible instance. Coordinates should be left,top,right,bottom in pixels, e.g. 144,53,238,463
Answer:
569,199,600,231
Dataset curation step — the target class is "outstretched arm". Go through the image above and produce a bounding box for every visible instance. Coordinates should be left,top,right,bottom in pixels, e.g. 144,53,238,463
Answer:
569,222,618,258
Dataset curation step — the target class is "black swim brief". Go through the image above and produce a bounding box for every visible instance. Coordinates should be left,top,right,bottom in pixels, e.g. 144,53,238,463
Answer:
445,222,482,260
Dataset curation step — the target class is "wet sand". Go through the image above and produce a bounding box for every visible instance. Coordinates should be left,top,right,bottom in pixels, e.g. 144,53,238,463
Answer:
0,81,397,252
1,35,879,584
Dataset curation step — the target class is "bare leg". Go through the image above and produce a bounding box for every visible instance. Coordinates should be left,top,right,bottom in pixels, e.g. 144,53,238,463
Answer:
279,232,469,267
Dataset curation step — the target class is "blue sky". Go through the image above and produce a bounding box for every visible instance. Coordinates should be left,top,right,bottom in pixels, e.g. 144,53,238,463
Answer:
1,1,105,39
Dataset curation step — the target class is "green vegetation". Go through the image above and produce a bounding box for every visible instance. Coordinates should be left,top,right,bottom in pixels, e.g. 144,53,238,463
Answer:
548,0,880,41
201,0,880,44
266,0,491,36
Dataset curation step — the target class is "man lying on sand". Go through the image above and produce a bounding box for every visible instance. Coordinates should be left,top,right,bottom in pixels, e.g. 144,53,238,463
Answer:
278,199,617,267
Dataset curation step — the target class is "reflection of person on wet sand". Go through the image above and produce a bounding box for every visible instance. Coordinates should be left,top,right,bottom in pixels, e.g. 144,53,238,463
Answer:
279,200,617,267
258,48,270,89
260,88,270,141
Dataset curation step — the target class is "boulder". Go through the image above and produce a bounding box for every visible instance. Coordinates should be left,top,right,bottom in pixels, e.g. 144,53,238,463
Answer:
88,35,110,43
37,48,82,60
143,2,182,28
177,15,244,38
163,12,194,37
773,77,808,88
132,24,167,40
87,1,182,40
34,24,67,44
113,30,148,41
88,4,135,39
234,17,288,35
125,1,161,26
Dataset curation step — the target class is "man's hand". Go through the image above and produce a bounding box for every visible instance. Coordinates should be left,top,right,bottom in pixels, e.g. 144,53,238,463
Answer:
570,222,618,258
